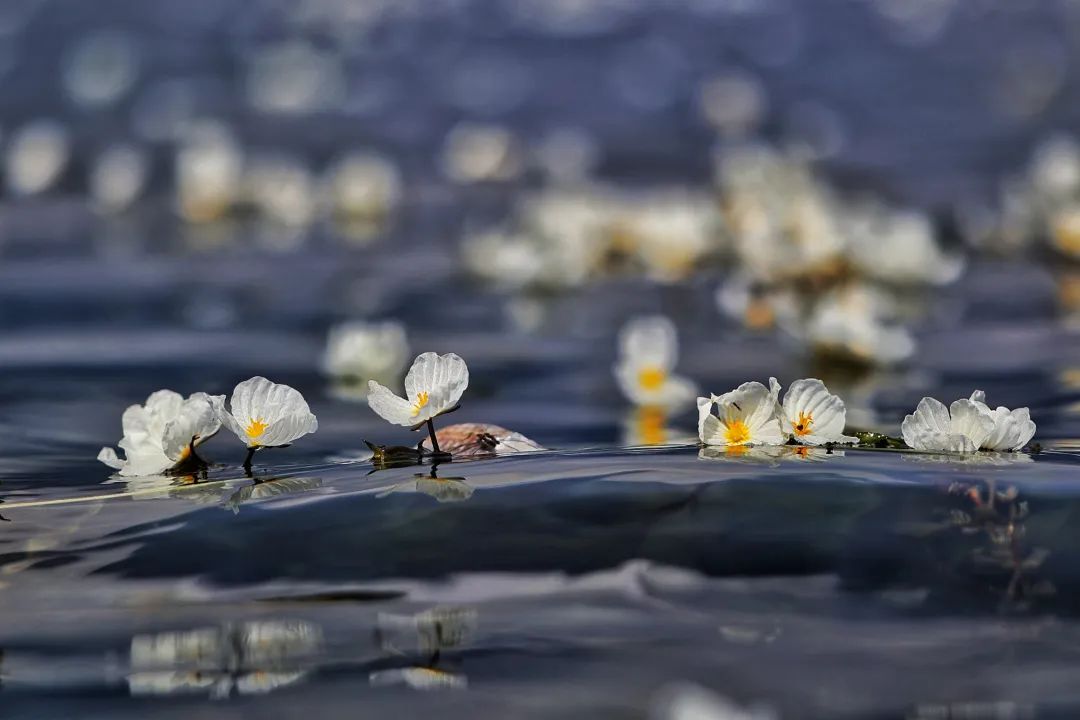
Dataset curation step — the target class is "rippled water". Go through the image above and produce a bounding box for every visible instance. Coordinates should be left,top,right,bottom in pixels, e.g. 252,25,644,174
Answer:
5,1,1080,718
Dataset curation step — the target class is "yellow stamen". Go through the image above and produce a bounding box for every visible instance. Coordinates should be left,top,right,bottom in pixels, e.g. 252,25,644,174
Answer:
637,366,666,391
793,411,813,437
245,418,269,440
411,391,430,417
723,419,751,445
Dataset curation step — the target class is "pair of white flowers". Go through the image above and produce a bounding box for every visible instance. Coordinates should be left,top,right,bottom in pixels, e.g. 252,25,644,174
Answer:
698,377,856,449
902,390,1036,453
99,377,318,476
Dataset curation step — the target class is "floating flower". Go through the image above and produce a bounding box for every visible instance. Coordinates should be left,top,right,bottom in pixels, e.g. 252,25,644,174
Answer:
614,316,698,410
778,378,858,446
901,390,1036,454
98,390,221,477
212,377,318,468
968,390,1037,451
367,352,469,456
322,320,410,386
698,380,784,448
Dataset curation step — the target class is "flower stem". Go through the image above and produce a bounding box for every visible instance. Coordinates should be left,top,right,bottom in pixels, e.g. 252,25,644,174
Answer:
426,419,441,455
242,447,257,475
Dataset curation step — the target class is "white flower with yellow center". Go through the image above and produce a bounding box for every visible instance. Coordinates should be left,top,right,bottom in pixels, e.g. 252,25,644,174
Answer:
968,390,1037,451
778,378,858,446
367,352,469,429
614,316,698,410
98,390,221,477
698,379,784,448
321,320,410,384
901,391,1033,454
212,377,318,463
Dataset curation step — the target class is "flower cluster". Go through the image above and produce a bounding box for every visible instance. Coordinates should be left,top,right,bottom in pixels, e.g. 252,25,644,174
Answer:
100,377,318,476
902,390,1036,453
697,377,857,449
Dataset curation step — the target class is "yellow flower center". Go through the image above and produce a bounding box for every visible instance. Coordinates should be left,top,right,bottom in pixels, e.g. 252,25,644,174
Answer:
723,419,751,445
636,406,667,445
411,391,430,417
245,418,269,440
793,411,814,437
637,366,667,391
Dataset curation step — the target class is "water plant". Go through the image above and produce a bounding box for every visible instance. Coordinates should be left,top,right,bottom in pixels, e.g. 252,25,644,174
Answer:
98,390,221,476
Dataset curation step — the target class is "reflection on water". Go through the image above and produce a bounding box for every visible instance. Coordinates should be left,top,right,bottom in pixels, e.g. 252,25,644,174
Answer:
376,465,474,504
371,607,476,692
128,620,323,699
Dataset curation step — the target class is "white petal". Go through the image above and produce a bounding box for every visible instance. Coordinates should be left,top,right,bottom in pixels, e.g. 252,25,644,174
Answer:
782,378,848,445
404,352,469,411
161,394,221,461
908,430,978,454
901,397,950,448
949,398,994,450
751,418,786,445
367,380,415,426
98,446,124,470
617,315,677,370
969,389,987,406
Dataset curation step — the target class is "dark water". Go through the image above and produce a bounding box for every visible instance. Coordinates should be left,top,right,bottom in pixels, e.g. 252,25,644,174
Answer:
4,1,1080,718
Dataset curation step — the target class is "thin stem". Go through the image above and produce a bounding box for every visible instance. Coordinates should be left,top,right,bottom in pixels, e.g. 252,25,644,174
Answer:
426,419,441,455
242,447,257,476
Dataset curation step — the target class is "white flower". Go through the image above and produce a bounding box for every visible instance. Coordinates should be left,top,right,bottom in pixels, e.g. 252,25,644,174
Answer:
98,390,221,477
901,396,995,453
367,352,469,427
698,379,784,447
967,390,1037,451
614,316,698,409
321,320,410,382
212,377,318,449
794,284,915,366
778,378,858,445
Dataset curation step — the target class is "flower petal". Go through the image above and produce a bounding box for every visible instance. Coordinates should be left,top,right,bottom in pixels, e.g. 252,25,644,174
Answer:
901,397,950,448
367,380,416,427
617,316,678,371
949,398,994,450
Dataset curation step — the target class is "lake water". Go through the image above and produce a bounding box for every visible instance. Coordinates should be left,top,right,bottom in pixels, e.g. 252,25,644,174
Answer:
4,1,1080,718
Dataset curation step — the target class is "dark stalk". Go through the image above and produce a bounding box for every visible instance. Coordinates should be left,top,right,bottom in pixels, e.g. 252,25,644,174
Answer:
242,447,257,475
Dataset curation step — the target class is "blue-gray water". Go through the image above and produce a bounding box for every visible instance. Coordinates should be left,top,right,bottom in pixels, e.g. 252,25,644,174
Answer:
4,1,1080,718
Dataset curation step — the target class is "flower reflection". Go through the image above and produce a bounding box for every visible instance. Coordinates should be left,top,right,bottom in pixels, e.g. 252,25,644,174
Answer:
377,465,474,504
222,476,323,513
128,620,323,699
651,682,777,720
699,444,843,465
370,606,476,692
623,406,697,447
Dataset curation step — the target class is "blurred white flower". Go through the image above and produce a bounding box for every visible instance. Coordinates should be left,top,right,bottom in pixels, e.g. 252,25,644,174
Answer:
98,390,220,477
322,320,410,384
323,151,401,227
614,316,698,410
901,391,1034,454
213,377,318,450
369,667,467,691
794,284,915,366
368,352,469,427
698,379,784,448
846,206,962,286
176,120,243,223
6,119,70,196
778,378,857,445
441,122,523,183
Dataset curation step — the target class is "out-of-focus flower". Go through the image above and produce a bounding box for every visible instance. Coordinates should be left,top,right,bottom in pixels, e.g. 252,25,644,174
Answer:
845,205,963,286
368,352,469,428
626,191,722,283
322,320,410,387
793,284,915,366
213,377,318,450
441,123,523,183
778,378,857,445
176,120,243,223
614,316,697,410
377,606,477,655
901,391,1034,453
698,380,784,448
323,151,401,237
243,153,316,227
6,120,70,196
90,143,149,214
99,391,220,477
